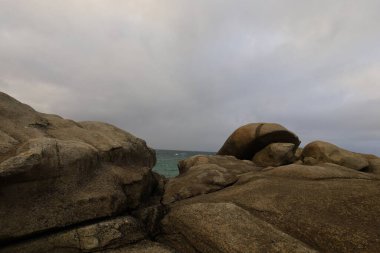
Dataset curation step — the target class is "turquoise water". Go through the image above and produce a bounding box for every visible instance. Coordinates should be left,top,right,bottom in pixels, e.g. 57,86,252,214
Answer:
153,149,215,178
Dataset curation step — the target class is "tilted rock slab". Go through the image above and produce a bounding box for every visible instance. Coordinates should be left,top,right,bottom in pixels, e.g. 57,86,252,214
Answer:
217,123,300,160
159,202,317,253
0,92,157,242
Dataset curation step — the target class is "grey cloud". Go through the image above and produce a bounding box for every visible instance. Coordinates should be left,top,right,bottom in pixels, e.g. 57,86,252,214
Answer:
0,0,380,154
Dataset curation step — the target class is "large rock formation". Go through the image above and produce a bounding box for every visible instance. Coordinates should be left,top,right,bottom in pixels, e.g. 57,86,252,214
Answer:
0,92,173,252
158,124,380,253
159,163,380,253
2,92,380,253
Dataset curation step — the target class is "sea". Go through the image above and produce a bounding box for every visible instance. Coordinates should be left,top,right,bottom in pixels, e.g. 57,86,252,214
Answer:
153,149,215,178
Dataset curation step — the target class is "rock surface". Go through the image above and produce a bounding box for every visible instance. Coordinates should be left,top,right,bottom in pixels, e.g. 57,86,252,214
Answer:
161,155,380,253
163,155,261,204
104,240,175,253
302,141,369,170
2,93,380,253
0,216,146,253
159,202,317,253
368,158,380,174
158,123,380,253
259,163,377,180
0,92,157,242
252,142,296,167
177,154,258,174
217,123,300,160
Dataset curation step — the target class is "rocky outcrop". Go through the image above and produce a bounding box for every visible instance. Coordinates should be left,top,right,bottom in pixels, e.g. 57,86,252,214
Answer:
158,124,380,253
217,123,300,160
302,141,369,170
160,161,380,253
2,93,380,253
0,92,160,247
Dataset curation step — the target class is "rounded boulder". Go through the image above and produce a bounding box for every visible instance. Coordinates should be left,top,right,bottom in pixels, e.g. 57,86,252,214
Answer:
217,123,300,160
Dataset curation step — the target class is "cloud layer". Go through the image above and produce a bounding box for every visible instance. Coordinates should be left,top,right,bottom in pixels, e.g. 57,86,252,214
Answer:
1,0,380,154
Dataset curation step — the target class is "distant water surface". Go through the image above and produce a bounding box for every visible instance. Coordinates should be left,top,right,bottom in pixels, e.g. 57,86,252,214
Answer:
153,149,215,178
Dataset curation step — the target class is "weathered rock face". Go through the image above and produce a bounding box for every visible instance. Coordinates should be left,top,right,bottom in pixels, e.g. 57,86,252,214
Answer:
294,147,303,161
159,202,317,253
302,141,369,170
160,160,380,253
0,216,175,253
252,142,296,167
217,123,301,160
163,155,261,204
0,216,146,253
104,240,176,253
0,92,157,242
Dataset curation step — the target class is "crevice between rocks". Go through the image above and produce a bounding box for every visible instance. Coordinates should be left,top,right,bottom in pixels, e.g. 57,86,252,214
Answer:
0,214,118,248
0,170,171,251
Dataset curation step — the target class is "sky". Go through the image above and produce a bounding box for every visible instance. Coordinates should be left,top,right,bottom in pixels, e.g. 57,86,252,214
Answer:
0,0,380,154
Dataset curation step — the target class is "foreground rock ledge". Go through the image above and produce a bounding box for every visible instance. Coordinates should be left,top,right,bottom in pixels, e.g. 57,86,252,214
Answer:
0,215,175,253
160,202,317,253
161,157,380,253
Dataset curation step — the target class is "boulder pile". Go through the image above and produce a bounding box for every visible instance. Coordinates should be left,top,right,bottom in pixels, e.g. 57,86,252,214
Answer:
1,92,379,253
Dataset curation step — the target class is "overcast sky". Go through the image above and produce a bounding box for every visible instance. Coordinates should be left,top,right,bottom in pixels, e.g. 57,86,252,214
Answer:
0,1,380,154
